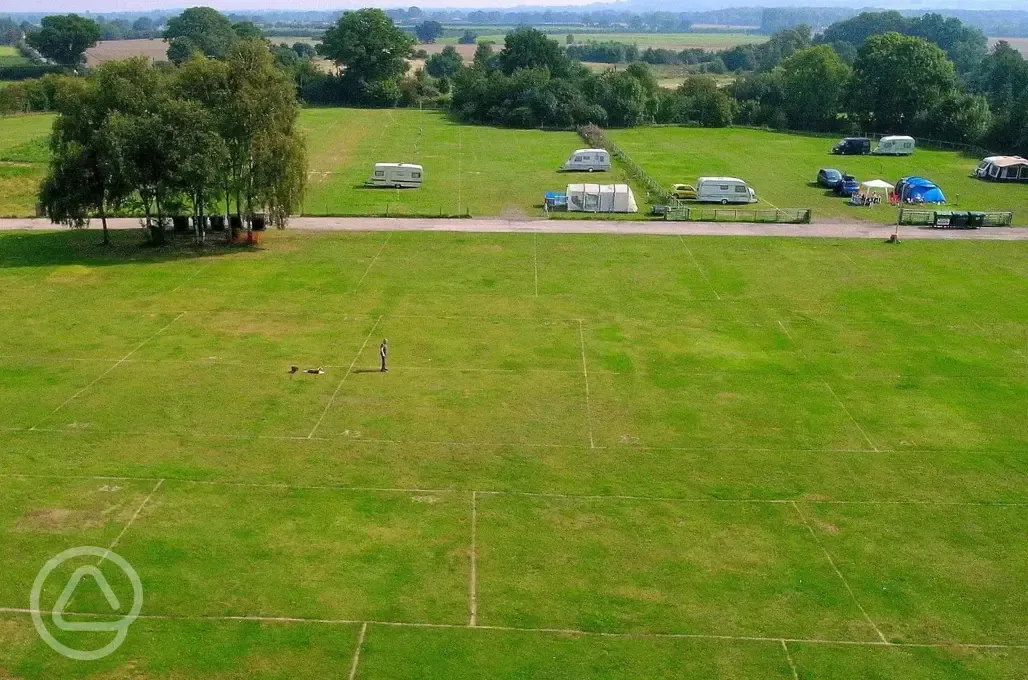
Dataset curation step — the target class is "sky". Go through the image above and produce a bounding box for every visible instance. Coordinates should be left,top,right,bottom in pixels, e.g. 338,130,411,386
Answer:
3,0,604,12
3,0,1020,14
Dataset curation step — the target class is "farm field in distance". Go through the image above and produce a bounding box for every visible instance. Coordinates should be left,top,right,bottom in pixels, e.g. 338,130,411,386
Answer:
610,126,1028,224
581,62,735,89
84,39,170,66
438,31,767,51
987,36,1028,56
2,228,1028,678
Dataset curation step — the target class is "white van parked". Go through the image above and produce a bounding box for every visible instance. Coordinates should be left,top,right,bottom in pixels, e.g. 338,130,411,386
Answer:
367,163,424,188
561,149,611,172
695,177,756,204
875,135,915,156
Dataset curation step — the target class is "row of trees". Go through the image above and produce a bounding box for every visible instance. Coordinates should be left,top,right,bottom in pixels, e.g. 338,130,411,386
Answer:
440,22,1026,155
40,40,307,244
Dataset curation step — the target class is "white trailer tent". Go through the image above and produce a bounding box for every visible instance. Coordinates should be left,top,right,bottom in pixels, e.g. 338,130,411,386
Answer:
566,184,638,213
975,156,1028,183
875,136,915,155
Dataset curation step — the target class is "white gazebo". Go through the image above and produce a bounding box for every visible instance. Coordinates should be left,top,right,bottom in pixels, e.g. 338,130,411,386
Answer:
860,179,894,198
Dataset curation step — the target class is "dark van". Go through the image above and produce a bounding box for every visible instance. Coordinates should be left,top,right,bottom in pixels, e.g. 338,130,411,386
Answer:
832,137,871,155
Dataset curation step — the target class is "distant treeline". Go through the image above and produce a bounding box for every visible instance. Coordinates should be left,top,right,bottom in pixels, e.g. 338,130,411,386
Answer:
565,12,990,76
762,7,1028,38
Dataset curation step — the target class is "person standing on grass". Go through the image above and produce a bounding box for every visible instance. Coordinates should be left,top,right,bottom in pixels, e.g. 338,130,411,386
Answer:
380,339,389,373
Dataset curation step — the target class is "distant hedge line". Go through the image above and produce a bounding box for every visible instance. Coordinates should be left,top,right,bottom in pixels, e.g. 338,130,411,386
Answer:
0,64,67,81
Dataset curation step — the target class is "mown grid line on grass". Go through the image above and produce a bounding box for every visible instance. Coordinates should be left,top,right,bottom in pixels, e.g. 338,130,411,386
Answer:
348,622,368,680
141,306,1028,336
169,261,215,294
4,425,610,450
3,607,1027,651
99,478,165,566
790,500,889,644
7,472,1028,508
781,639,800,680
475,489,1028,507
29,312,188,430
352,233,392,294
577,320,595,449
533,233,539,297
307,315,383,439
4,352,1028,382
822,380,879,452
470,490,478,627
678,235,721,301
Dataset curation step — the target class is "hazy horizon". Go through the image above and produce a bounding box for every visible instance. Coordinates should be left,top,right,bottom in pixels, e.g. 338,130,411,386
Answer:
5,0,598,13
3,0,1024,16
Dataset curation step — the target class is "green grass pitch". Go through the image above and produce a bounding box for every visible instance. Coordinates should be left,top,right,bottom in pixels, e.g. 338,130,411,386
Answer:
1,227,1028,678
609,126,1028,225
4,109,1027,224
0,113,54,218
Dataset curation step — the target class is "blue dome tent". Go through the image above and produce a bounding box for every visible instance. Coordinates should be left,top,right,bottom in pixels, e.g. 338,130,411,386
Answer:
896,177,946,204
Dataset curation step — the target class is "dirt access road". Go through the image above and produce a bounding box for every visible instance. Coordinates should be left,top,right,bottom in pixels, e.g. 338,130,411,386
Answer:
1,217,1026,241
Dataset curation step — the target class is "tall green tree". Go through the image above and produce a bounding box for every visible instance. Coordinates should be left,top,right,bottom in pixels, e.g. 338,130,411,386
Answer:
167,36,201,65
780,45,850,131
848,32,957,132
26,14,101,66
39,61,160,243
0,17,24,45
164,7,237,59
414,20,443,44
498,28,571,77
971,41,1028,111
217,40,307,227
319,9,414,95
426,45,463,79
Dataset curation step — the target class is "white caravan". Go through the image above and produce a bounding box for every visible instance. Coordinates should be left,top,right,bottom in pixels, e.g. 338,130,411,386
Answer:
367,163,424,188
561,149,611,172
875,135,916,156
695,177,756,204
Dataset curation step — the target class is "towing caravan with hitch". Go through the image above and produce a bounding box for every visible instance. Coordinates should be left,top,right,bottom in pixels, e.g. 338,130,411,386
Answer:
366,163,424,188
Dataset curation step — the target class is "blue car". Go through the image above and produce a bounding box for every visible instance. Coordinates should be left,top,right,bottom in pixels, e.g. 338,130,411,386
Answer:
834,174,860,197
817,168,843,188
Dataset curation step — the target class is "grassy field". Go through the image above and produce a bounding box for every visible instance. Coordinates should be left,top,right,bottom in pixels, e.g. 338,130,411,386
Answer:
300,108,630,218
0,113,54,218
0,44,31,67
5,108,1028,225
439,32,766,51
1,109,618,219
610,126,1028,224
1,227,1028,678
582,62,736,89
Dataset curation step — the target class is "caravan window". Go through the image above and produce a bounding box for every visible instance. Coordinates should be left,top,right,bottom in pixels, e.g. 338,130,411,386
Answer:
719,185,729,191
375,171,385,177
734,185,747,193
412,172,421,179
574,156,584,162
